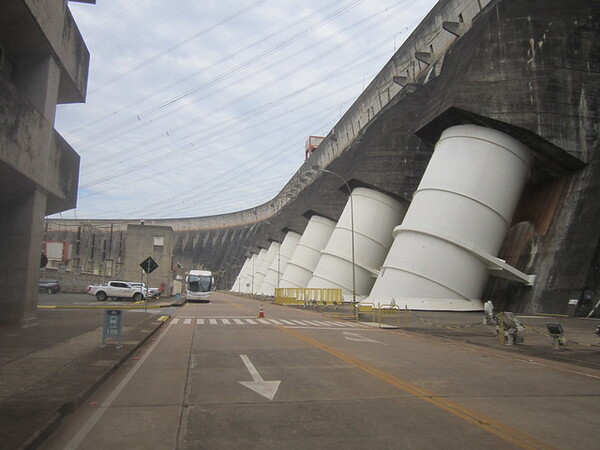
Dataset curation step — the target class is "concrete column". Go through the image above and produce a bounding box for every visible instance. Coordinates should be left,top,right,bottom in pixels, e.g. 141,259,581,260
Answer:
14,54,61,123
0,188,47,326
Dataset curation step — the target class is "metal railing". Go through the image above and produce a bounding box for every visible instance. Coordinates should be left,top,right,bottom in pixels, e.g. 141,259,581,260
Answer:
274,288,343,308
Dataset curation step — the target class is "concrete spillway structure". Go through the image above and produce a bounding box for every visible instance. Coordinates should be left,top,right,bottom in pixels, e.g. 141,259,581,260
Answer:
279,216,336,289
255,242,279,294
259,231,301,296
307,188,407,301
235,255,253,293
366,125,534,311
241,251,264,294
231,257,251,292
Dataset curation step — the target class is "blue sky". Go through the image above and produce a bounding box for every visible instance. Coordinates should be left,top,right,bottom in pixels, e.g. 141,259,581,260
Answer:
54,0,438,219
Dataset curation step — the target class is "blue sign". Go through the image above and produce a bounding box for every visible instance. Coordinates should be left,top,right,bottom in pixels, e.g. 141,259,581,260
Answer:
103,310,123,346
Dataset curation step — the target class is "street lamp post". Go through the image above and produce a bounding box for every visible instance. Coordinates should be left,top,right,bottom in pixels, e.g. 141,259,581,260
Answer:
320,168,356,306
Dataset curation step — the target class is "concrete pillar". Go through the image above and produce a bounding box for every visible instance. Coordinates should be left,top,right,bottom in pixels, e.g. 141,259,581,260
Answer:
14,54,61,122
0,188,47,326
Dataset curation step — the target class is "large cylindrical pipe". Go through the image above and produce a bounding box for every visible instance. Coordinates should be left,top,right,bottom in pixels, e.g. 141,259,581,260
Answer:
238,255,256,294
231,258,251,292
279,216,336,289
307,187,407,301
243,250,265,294
255,243,279,294
367,125,533,311
260,231,301,295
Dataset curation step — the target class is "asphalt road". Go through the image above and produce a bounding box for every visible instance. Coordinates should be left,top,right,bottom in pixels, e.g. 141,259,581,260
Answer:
41,292,600,449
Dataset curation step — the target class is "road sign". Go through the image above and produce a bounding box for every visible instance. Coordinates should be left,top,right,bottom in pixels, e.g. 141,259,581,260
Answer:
140,256,158,274
102,309,123,348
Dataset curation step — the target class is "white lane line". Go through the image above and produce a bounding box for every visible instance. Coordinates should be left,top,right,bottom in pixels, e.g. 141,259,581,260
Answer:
64,317,174,449
289,320,309,326
209,319,218,325
341,321,362,327
267,319,283,325
183,318,192,325
172,318,180,324
222,319,231,325
197,318,204,325
279,319,296,325
233,319,244,325
245,319,257,325
321,321,345,327
257,319,271,325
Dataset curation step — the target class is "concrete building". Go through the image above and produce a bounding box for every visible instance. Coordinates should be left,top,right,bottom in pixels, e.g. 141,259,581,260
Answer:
45,0,600,316
0,0,93,325
122,224,174,295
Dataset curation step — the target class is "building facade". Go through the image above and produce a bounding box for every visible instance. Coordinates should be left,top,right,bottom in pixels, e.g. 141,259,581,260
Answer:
0,0,93,325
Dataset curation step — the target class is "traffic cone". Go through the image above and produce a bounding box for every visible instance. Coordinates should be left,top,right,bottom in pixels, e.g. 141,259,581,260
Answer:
258,303,265,318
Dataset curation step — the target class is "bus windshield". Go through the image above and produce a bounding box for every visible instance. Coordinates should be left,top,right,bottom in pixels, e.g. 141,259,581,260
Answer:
187,275,212,293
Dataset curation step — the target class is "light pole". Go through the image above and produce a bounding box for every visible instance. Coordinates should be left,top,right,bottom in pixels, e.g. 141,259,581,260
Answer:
319,168,356,306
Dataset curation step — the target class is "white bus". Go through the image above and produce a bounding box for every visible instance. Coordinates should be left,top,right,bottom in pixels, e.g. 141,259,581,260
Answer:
185,269,213,302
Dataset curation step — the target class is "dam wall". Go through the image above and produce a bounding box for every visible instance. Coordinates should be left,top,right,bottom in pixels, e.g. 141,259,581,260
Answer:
45,0,600,315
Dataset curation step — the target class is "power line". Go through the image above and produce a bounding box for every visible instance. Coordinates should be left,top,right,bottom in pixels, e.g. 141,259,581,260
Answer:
77,4,406,177
68,0,367,148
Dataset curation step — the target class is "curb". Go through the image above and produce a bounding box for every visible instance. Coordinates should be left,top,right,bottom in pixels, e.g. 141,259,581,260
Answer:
21,317,167,450
37,303,173,310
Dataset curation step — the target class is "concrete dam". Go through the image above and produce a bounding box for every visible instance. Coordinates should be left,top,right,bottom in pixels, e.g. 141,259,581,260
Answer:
46,0,600,315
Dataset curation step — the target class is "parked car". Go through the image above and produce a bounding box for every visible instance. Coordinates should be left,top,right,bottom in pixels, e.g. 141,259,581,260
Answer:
87,280,144,302
130,282,161,299
39,280,60,294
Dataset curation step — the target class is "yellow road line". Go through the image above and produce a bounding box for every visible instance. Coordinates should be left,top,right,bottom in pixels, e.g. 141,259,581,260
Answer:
219,295,256,313
279,326,554,450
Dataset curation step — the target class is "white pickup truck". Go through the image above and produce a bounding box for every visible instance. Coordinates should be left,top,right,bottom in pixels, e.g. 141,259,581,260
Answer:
87,280,144,302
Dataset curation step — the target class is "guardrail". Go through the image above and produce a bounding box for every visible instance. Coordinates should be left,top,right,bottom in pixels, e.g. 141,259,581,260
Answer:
274,288,343,308
353,303,404,327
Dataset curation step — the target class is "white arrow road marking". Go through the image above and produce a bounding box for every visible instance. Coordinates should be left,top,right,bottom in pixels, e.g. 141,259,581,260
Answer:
239,354,281,400
343,332,386,345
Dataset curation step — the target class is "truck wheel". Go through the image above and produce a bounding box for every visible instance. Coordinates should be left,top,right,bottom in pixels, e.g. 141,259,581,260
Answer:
96,292,108,301
132,292,142,302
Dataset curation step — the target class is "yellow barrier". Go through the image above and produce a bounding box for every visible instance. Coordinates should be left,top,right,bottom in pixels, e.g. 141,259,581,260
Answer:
355,302,376,321
274,288,343,307
352,303,404,326
377,305,401,328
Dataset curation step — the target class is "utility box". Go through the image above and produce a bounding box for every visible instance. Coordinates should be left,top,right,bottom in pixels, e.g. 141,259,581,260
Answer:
305,136,325,159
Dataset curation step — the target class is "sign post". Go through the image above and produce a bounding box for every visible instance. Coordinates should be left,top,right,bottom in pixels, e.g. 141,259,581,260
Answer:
102,309,123,348
140,257,159,312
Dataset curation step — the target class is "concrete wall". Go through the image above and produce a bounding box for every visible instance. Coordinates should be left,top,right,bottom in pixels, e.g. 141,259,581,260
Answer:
0,0,89,325
44,0,600,315
122,225,174,295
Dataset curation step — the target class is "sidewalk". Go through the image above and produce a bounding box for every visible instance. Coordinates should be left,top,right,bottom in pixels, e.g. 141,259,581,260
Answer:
0,306,167,450
1,300,599,449
349,308,600,370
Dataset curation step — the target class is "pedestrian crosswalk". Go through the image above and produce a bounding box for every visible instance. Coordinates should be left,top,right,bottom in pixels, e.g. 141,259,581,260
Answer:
169,317,365,328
